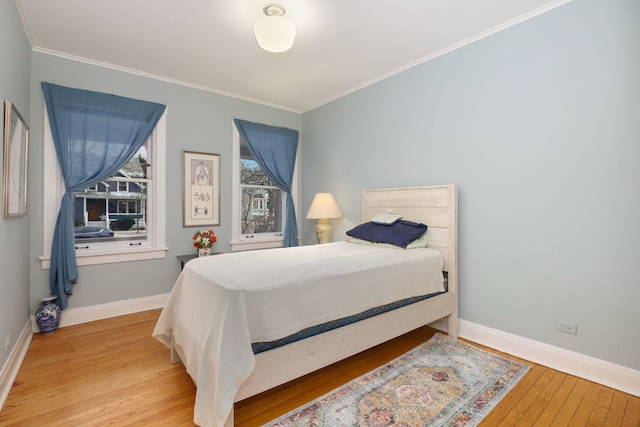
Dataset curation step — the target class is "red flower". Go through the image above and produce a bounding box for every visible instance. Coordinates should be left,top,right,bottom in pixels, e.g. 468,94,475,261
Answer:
192,229,217,249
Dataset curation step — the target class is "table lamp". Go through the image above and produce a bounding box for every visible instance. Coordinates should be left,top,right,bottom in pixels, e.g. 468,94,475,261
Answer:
306,193,343,244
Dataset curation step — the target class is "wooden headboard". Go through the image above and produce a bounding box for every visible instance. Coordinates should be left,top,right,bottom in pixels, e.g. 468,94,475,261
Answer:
361,184,458,292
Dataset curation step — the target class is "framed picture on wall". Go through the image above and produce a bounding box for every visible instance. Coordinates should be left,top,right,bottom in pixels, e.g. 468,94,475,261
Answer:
3,100,30,218
183,150,220,227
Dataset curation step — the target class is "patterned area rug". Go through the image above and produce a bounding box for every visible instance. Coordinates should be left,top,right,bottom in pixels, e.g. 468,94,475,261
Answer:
263,333,529,427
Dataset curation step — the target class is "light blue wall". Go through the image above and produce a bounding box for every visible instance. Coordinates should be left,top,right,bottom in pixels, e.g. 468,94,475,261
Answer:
301,0,640,370
28,53,302,312
0,1,31,369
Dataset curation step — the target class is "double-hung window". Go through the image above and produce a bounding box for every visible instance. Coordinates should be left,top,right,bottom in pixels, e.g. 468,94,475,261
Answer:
231,122,298,251
40,108,167,268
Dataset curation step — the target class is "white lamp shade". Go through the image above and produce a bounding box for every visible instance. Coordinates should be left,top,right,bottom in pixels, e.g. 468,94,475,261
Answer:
306,193,343,219
253,15,296,53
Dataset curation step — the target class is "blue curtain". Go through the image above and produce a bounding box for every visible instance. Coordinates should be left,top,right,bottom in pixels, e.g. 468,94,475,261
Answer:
233,119,299,247
42,82,166,309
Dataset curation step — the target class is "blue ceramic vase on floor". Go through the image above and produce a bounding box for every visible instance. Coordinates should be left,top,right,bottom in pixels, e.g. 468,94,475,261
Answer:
36,296,62,334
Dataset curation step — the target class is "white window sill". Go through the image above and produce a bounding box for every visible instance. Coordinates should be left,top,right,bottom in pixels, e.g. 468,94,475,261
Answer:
230,239,284,252
39,246,169,269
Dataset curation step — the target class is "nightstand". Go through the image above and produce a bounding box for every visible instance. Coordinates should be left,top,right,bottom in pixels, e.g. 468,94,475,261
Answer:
177,252,222,270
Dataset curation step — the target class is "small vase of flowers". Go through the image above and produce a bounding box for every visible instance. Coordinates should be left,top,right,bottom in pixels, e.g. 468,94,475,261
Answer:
193,229,217,257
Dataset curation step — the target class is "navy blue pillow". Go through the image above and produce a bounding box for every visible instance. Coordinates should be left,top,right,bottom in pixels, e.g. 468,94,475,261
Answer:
346,220,427,248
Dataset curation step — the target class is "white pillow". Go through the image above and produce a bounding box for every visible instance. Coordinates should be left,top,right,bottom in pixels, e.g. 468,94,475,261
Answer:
370,213,403,225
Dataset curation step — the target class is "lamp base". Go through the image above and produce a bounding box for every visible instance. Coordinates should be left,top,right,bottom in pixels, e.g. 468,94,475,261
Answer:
315,219,333,244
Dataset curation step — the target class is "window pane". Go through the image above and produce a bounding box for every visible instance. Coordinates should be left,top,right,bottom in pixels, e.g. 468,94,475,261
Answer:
71,145,150,242
241,159,275,186
238,137,284,239
73,177,147,243
241,187,282,234
122,146,148,178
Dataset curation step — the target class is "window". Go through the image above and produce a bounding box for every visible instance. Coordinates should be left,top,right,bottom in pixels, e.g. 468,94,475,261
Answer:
40,108,168,268
231,122,298,251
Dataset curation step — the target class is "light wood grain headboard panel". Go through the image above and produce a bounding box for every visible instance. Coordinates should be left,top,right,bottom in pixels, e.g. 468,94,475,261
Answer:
362,185,458,276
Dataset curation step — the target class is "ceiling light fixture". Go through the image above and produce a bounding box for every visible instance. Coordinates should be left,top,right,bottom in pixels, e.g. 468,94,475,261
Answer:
253,3,296,53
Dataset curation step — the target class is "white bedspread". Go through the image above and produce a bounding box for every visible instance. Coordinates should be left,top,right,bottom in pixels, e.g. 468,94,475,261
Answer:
152,242,444,427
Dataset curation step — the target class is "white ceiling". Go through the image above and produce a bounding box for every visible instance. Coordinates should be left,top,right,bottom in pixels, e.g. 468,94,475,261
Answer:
16,0,570,113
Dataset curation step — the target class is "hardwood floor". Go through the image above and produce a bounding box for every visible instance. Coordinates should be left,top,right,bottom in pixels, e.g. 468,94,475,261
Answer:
1,309,638,426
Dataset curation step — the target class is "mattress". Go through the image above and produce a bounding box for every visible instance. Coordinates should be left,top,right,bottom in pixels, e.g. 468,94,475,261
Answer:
251,289,446,354
152,241,444,427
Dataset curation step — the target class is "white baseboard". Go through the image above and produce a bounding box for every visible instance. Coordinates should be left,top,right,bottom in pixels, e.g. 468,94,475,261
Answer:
30,293,169,332
0,320,32,412
458,319,640,397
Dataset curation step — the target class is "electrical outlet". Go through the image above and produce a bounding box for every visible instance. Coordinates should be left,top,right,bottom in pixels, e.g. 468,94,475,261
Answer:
4,335,10,352
555,320,577,335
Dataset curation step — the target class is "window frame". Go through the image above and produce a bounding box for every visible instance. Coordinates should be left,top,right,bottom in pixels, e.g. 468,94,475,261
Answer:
231,122,299,252
39,107,168,268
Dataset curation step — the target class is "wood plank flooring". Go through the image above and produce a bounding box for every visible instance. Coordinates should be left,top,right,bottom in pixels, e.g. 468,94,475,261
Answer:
1,309,638,426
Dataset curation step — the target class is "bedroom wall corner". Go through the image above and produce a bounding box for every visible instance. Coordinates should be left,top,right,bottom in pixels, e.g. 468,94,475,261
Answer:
0,0,32,387
0,321,32,412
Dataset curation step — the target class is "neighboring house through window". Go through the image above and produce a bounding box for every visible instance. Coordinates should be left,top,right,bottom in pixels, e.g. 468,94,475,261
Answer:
250,196,267,216
74,155,148,237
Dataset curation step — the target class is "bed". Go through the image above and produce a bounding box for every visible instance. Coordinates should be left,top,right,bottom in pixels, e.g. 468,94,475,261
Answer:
153,184,458,427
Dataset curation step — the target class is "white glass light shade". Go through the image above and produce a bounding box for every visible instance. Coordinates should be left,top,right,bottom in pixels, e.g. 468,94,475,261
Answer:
306,193,343,219
253,7,296,53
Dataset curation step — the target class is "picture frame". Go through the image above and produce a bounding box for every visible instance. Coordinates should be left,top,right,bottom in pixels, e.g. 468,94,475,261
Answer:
183,150,220,227
3,100,30,218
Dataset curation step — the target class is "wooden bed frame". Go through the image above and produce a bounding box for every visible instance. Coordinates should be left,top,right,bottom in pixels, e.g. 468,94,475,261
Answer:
171,184,458,426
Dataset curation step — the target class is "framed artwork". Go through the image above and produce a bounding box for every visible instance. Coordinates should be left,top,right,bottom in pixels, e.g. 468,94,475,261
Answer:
183,150,220,227
3,100,30,218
